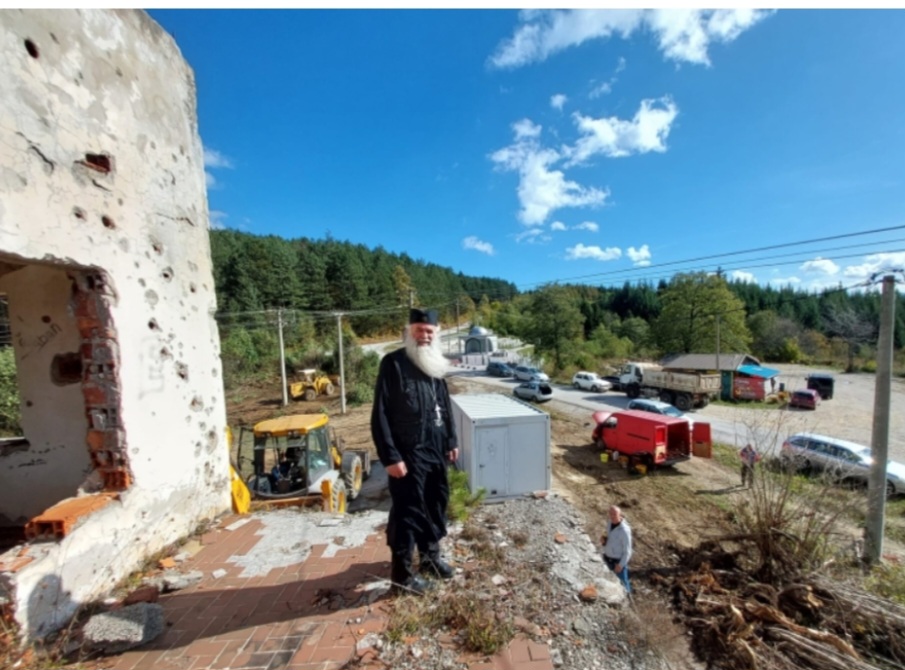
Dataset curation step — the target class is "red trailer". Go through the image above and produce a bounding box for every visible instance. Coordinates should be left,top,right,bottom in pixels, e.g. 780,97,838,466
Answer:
591,409,711,470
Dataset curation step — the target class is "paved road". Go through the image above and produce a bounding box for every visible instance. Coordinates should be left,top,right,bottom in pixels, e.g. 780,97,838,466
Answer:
448,367,771,453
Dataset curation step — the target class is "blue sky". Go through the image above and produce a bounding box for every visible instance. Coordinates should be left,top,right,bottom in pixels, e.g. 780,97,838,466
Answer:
148,9,905,294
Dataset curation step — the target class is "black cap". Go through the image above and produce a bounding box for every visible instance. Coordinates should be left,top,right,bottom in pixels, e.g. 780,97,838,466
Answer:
409,308,439,326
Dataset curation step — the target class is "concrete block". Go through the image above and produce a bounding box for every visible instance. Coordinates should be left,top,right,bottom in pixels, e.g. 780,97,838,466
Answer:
83,602,164,653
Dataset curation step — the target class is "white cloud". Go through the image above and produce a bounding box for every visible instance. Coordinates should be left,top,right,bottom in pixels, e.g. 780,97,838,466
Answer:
462,236,495,255
209,210,227,230
488,9,772,69
490,122,608,226
550,221,567,231
203,146,234,192
765,275,802,287
565,244,622,261
550,94,567,110
800,257,840,275
842,252,905,281
627,244,651,266
513,118,542,140
565,97,679,165
588,82,612,98
730,270,756,283
204,148,234,169
575,221,599,232
515,228,551,244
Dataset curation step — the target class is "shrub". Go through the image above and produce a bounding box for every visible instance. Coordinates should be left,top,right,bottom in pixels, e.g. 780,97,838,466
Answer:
0,347,21,435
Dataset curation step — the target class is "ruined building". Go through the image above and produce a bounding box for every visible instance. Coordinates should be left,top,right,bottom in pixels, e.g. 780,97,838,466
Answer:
0,9,230,637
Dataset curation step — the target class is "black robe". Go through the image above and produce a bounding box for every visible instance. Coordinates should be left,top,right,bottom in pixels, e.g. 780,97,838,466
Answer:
370,349,458,561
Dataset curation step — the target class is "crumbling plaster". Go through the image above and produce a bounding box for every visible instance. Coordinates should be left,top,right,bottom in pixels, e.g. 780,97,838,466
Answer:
0,9,230,637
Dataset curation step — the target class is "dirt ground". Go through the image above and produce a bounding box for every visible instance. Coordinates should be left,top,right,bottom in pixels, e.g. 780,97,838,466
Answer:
226,368,905,566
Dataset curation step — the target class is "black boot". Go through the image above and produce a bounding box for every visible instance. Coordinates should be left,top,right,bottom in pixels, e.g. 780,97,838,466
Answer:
420,551,454,579
391,552,436,595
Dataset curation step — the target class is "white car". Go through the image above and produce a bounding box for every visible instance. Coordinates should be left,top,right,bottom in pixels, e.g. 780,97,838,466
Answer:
571,371,612,393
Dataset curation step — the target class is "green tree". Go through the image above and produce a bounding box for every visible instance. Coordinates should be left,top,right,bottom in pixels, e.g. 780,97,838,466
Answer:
0,347,21,435
525,284,585,371
652,273,751,355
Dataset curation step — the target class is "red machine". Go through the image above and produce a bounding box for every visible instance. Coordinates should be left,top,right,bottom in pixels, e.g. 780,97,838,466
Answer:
591,409,711,470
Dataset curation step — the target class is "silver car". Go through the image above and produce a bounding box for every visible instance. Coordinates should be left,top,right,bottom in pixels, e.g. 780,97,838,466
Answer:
513,365,550,382
780,432,905,497
513,381,553,403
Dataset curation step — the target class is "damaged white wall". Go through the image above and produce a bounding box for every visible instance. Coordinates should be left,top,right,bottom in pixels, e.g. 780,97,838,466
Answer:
0,9,231,637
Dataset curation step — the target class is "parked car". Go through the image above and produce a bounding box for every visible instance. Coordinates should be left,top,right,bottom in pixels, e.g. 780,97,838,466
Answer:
486,361,514,377
780,432,905,497
513,365,550,382
806,373,835,400
572,371,612,393
788,389,819,410
513,381,553,403
627,398,687,420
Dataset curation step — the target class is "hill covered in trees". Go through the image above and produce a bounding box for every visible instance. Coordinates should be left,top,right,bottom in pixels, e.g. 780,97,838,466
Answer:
210,229,903,382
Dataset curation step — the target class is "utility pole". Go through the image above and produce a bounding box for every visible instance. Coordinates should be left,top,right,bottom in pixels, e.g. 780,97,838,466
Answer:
865,274,896,564
715,314,721,397
277,308,288,407
336,313,347,415
455,298,461,354
409,289,414,308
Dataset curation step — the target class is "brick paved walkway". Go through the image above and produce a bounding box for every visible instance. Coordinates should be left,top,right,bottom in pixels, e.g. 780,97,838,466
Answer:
96,511,553,670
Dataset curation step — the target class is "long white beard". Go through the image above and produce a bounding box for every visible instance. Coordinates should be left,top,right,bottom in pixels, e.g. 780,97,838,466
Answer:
404,328,450,379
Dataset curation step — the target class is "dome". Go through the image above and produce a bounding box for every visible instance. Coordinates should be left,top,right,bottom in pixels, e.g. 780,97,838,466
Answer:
469,326,489,336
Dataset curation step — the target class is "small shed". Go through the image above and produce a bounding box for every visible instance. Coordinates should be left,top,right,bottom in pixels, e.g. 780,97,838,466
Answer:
451,393,550,501
460,326,499,354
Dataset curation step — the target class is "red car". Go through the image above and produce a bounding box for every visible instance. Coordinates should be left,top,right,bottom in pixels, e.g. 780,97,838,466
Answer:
788,389,819,410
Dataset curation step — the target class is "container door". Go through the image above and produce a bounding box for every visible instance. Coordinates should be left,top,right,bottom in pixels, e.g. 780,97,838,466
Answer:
475,427,509,498
692,422,712,458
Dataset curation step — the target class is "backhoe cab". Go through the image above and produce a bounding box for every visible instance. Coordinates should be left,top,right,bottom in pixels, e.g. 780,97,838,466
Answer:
236,414,370,513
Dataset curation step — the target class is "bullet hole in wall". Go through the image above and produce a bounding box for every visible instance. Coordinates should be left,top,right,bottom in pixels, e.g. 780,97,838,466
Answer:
102,215,115,229
73,207,86,220
24,39,38,59
176,362,189,381
84,153,112,173
161,267,173,281
41,315,51,324
52,352,83,386
148,319,159,331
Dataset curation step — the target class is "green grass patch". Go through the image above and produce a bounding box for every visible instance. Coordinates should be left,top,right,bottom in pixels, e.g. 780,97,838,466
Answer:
448,468,484,523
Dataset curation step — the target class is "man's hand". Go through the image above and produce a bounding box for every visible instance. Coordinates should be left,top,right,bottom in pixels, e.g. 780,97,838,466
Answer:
386,461,408,478
615,563,623,573
448,448,459,463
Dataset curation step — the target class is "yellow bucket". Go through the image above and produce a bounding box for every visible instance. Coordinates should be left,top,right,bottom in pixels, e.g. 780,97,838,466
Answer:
599,453,609,463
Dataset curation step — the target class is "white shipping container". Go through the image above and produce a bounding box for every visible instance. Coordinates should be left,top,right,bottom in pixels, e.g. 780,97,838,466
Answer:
450,393,551,501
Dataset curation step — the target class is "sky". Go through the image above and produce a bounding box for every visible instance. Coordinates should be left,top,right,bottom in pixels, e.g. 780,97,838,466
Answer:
147,8,905,294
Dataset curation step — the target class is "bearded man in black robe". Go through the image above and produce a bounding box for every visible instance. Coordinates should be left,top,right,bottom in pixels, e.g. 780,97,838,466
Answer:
371,308,459,595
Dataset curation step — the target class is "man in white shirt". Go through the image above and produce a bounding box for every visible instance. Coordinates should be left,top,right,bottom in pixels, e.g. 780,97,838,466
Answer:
601,505,632,593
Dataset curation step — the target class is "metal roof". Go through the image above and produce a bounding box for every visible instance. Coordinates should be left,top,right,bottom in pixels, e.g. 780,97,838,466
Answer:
660,353,760,372
451,393,547,419
737,364,780,379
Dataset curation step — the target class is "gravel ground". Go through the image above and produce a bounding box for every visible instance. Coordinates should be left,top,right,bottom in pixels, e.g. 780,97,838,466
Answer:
696,364,905,461
374,495,674,670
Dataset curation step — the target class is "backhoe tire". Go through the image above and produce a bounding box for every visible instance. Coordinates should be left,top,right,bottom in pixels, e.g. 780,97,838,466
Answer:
326,478,347,514
324,382,335,395
341,452,363,500
304,388,317,402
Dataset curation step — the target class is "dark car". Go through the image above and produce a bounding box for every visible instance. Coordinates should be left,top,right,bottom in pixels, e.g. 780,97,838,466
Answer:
806,373,835,400
486,361,513,377
788,389,819,410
